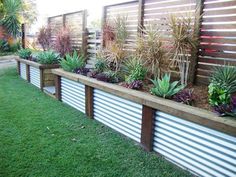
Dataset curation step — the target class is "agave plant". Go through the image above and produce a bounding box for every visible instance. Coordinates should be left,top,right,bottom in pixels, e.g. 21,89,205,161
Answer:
150,73,185,98
18,48,31,59
210,65,236,94
60,51,85,72
36,50,60,64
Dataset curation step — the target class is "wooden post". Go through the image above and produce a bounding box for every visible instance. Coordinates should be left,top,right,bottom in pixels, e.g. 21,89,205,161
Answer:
21,24,25,49
82,10,88,55
40,68,44,91
26,65,30,82
101,6,107,47
62,14,66,27
141,105,154,152
85,85,94,118
55,75,61,101
17,61,21,75
188,0,204,84
138,0,144,33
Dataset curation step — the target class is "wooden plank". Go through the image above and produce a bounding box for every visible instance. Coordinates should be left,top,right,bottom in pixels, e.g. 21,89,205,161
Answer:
85,85,94,118
200,31,236,37
52,68,236,136
203,16,236,22
141,105,154,152
198,56,236,65
201,24,236,30
144,0,196,9
203,9,236,16
200,44,236,51
55,75,61,101
200,37,236,44
204,1,236,9
199,51,236,59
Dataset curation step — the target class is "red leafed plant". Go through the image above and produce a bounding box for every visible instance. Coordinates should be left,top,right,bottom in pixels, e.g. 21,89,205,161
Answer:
37,25,52,51
54,28,72,57
102,22,115,44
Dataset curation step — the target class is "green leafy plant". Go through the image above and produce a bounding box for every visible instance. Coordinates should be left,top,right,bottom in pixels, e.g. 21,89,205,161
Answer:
95,59,107,73
18,48,31,59
9,41,20,52
36,50,60,64
60,51,85,72
150,73,185,98
210,65,236,94
0,39,9,52
124,57,147,83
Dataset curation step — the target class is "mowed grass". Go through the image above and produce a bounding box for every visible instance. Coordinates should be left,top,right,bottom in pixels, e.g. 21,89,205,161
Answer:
0,68,191,177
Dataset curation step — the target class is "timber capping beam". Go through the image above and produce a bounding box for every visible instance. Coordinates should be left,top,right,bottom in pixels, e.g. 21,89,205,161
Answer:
52,68,236,136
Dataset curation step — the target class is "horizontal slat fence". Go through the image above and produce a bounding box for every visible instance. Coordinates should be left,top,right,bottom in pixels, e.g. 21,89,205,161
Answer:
103,1,139,50
196,0,236,84
48,10,87,51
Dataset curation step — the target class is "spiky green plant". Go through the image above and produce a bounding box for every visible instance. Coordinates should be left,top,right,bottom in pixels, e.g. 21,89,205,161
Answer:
18,48,31,59
169,10,200,85
150,73,185,98
124,57,147,83
136,23,167,78
60,51,85,72
36,50,60,64
113,15,128,45
210,65,236,94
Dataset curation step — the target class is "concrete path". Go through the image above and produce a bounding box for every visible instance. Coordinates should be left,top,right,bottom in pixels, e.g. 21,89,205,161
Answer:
0,55,17,70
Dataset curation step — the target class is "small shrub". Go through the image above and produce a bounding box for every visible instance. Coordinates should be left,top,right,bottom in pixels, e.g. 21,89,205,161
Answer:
124,57,147,83
96,70,119,83
173,89,195,105
150,73,185,98
95,59,107,73
123,80,143,90
55,28,72,57
37,25,52,51
18,48,31,59
36,50,60,64
9,41,20,52
60,51,85,72
0,39,9,52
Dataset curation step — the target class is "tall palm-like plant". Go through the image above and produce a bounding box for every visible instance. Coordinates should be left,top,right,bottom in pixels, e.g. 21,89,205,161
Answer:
0,0,22,37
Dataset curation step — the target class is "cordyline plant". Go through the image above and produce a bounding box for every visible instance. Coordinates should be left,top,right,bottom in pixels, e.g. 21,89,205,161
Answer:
168,10,200,85
54,27,72,57
136,23,168,78
37,25,52,51
99,15,129,72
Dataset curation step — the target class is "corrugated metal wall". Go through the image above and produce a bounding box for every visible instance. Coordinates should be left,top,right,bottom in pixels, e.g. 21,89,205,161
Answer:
20,63,27,80
93,89,142,142
61,77,85,113
29,66,40,88
153,111,236,177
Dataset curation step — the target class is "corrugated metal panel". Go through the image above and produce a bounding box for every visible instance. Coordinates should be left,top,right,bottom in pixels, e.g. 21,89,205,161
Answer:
153,111,236,177
20,63,27,80
93,89,142,142
61,77,85,113
29,66,40,88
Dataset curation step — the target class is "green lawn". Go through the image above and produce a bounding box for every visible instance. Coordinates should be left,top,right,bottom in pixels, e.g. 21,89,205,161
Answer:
0,68,191,177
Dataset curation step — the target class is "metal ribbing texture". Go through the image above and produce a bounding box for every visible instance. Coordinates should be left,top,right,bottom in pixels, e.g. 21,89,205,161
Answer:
153,111,236,177
20,63,27,80
29,66,40,88
61,77,85,113
93,89,142,142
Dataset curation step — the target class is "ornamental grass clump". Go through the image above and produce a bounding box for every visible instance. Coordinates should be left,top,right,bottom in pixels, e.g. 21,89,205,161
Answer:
37,25,52,51
208,65,236,117
60,51,85,72
150,73,185,98
168,10,200,85
36,50,60,64
136,23,167,78
55,28,72,57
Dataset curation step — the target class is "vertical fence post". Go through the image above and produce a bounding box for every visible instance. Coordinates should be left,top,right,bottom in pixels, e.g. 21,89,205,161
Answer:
55,75,61,101
101,6,107,47
82,10,88,55
39,68,44,91
188,0,204,84
17,61,21,75
141,105,154,152
62,14,66,27
85,85,94,118
26,65,30,82
21,24,25,49
138,0,144,33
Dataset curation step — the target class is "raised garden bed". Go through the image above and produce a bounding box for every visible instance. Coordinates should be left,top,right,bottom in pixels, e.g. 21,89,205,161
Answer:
52,68,236,177
15,57,59,91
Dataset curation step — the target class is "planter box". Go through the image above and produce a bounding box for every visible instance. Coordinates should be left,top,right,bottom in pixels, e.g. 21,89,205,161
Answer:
52,68,236,177
15,57,59,91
